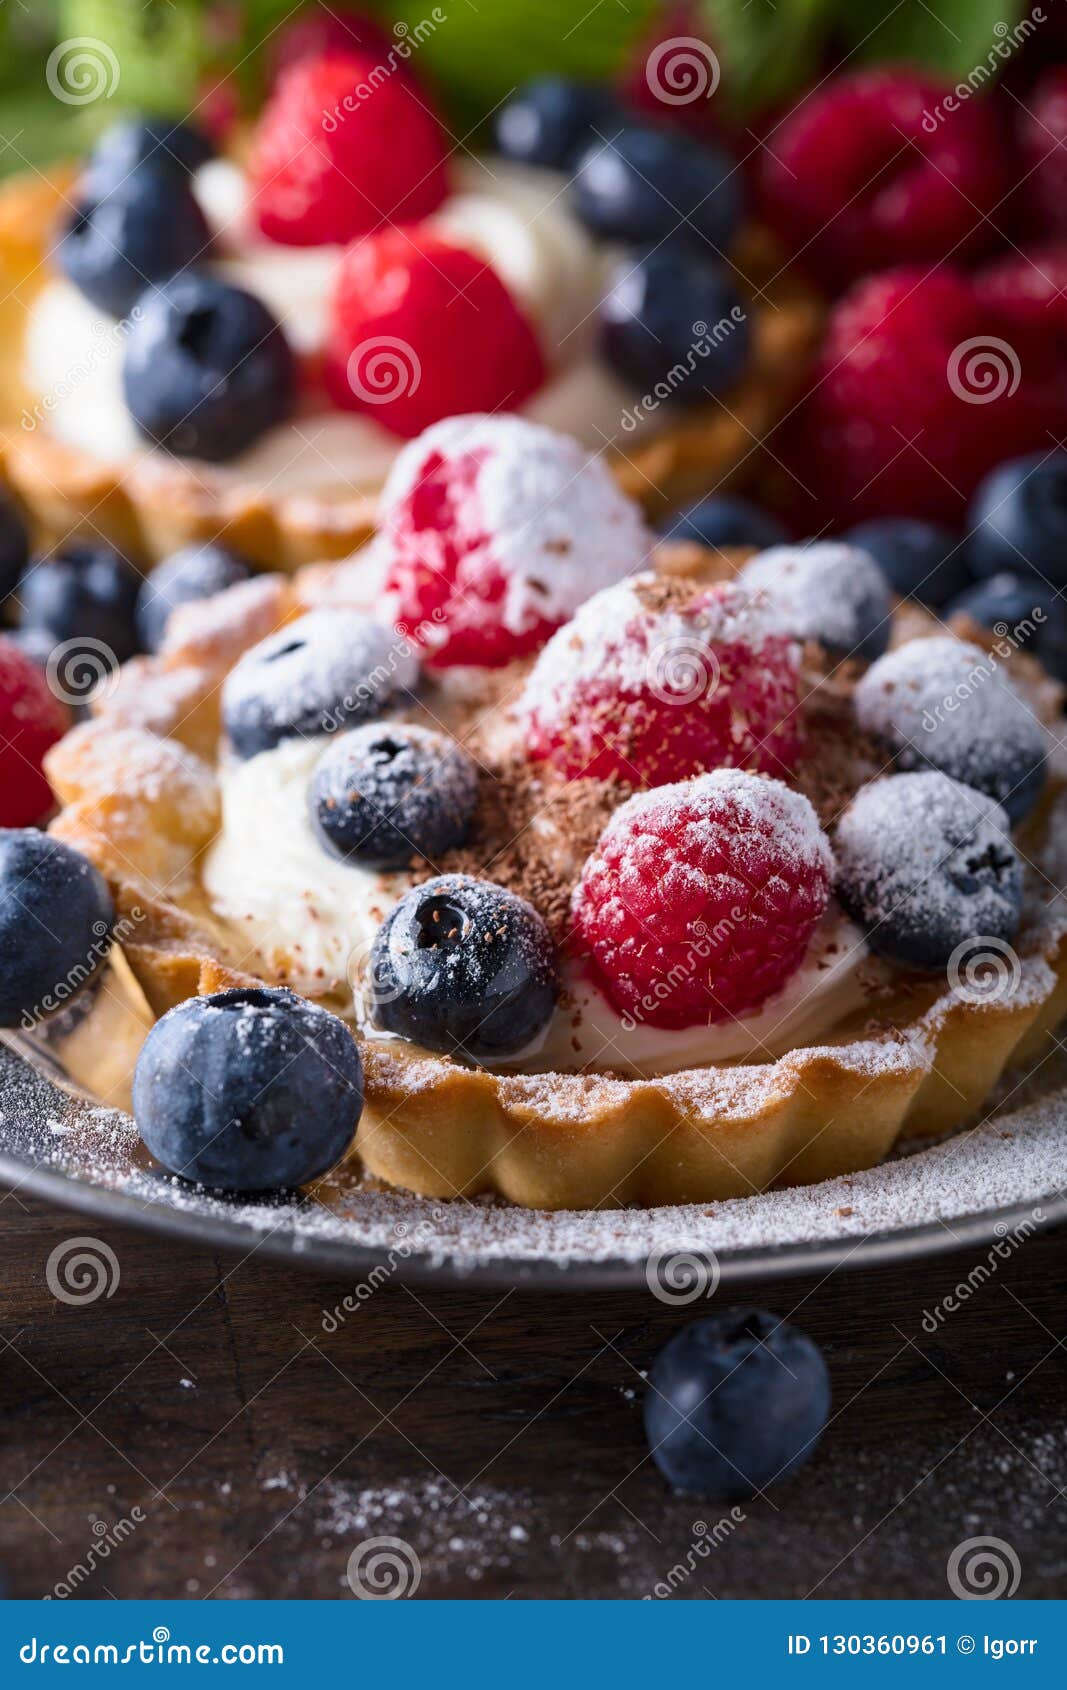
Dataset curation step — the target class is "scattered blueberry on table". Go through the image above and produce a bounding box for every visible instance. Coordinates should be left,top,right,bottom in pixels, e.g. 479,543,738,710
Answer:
645,1309,831,1498
132,987,363,1191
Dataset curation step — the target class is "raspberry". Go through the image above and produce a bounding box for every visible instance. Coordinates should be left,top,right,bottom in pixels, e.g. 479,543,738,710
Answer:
1018,68,1067,238
324,228,546,438
249,52,448,246
758,69,1009,286
522,573,803,785
782,266,1067,527
379,415,651,668
0,636,68,827
974,245,1067,336
573,770,832,1029
266,7,397,85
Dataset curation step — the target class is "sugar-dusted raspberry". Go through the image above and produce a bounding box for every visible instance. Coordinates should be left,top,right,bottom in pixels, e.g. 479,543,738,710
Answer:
573,770,832,1029
782,266,1066,527
522,572,803,785
324,229,546,438
248,51,448,246
0,635,69,826
1018,68,1067,239
379,415,653,668
758,69,1008,286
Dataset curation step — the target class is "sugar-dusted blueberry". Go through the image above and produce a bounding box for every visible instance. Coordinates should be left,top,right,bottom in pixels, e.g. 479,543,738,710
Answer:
854,635,1047,823
222,609,419,760
494,77,619,170
968,452,1067,587
601,247,749,400
644,1309,831,1498
132,987,362,1190
845,517,967,608
122,273,295,462
659,494,788,554
18,541,141,666
0,832,115,1027
367,874,558,1061
572,125,742,251
55,165,211,319
835,772,1022,970
311,723,477,870
740,541,892,661
136,541,252,653
84,116,215,196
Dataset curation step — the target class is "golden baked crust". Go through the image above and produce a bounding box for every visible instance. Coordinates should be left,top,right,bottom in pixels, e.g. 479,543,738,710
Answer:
41,545,1067,1210
0,167,821,568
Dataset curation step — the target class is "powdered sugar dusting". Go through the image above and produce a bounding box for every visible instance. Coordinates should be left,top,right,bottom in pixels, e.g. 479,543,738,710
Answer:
379,414,653,636
611,768,834,882
740,542,892,658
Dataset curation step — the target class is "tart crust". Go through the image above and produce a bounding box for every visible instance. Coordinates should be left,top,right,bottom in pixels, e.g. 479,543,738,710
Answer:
0,166,821,568
41,547,1067,1210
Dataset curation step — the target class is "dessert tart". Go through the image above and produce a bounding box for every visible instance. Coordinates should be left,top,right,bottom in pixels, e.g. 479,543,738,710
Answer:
22,414,1067,1211
0,68,820,571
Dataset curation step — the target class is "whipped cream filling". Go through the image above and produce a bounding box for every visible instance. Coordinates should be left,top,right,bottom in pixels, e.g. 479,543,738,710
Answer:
201,736,870,1077
25,157,649,493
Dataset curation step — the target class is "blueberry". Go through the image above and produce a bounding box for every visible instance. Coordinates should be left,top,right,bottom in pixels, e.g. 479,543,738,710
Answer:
602,247,749,401
845,518,968,608
572,125,742,251
644,1309,830,1498
946,574,1067,686
494,77,619,170
0,832,115,1028
854,635,1047,824
968,452,1067,587
122,273,295,462
311,723,478,869
368,874,558,1061
0,488,29,603
55,165,211,319
136,541,252,653
133,986,362,1191
84,117,214,196
740,542,892,662
658,494,788,553
835,772,1022,971
222,609,419,760
18,541,141,668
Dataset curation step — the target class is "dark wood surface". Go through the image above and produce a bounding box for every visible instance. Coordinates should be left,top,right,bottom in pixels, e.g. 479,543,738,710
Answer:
0,1190,1064,1601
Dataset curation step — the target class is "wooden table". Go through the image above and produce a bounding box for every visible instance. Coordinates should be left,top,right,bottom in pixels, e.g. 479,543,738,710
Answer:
1,1192,1064,1600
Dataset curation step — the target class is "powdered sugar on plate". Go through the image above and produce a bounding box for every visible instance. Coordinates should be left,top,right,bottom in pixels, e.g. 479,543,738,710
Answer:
1,1035,1064,1275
